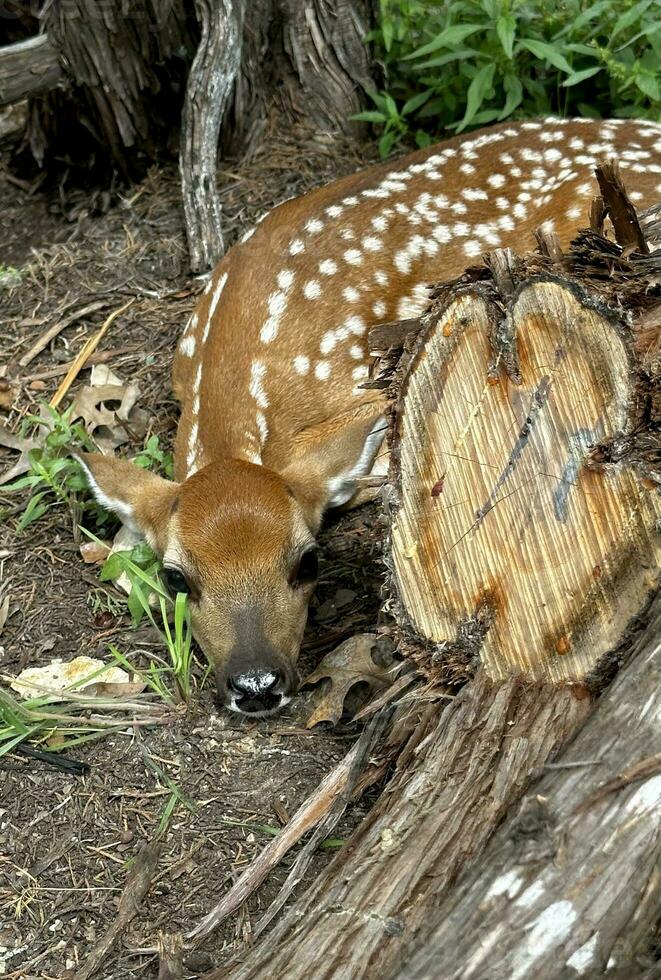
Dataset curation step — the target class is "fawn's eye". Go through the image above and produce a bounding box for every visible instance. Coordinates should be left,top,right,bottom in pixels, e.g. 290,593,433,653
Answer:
163,567,190,596
290,547,319,586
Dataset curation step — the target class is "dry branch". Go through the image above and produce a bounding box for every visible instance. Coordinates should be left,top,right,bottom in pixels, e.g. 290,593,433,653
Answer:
73,840,161,980
0,35,61,105
179,0,244,272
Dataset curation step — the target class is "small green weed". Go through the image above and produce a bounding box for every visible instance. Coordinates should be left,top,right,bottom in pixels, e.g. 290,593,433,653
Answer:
90,534,200,704
362,0,661,155
0,682,172,758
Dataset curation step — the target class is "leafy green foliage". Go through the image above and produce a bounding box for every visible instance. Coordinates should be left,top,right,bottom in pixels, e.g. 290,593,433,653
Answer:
360,0,661,155
96,537,197,704
3,405,105,530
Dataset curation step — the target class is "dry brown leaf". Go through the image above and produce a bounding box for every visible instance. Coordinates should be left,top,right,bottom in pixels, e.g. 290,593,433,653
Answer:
79,540,111,564
303,633,390,727
82,680,147,698
69,376,146,452
0,424,39,485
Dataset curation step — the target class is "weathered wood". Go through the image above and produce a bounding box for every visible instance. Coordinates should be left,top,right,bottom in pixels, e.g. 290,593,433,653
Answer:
179,0,244,272
389,277,660,684
280,0,373,135
207,676,589,980
596,160,649,255
35,0,196,169
398,600,661,980
0,35,61,105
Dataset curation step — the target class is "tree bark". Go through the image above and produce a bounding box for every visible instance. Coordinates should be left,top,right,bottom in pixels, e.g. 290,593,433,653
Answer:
399,599,661,980
207,676,590,980
32,0,197,170
179,0,244,272
0,35,61,105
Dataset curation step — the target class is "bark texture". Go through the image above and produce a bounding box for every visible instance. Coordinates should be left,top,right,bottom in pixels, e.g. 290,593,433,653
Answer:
179,0,244,271
399,599,661,980
37,0,196,170
206,676,589,980
0,35,61,105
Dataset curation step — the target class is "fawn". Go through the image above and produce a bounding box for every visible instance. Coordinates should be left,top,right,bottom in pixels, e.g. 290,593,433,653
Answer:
80,116,661,715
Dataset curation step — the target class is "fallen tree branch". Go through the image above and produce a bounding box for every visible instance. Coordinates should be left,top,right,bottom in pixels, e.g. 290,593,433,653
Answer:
0,35,62,106
73,840,161,980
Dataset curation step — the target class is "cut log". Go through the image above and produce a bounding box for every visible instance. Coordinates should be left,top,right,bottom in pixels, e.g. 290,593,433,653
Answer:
388,270,660,685
0,35,61,105
201,179,661,980
398,599,661,980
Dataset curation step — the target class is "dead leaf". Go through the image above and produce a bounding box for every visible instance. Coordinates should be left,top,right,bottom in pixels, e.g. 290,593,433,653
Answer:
0,379,16,412
0,424,39,485
10,655,132,701
80,540,111,564
303,633,390,727
69,370,146,452
82,679,146,698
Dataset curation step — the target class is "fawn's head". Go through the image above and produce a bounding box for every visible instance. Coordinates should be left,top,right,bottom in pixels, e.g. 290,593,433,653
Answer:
79,454,321,715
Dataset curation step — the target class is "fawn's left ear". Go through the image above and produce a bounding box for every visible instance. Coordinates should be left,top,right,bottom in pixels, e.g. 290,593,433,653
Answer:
76,452,180,551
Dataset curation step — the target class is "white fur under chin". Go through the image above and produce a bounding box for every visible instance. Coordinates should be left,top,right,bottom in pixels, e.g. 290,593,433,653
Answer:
227,694,291,717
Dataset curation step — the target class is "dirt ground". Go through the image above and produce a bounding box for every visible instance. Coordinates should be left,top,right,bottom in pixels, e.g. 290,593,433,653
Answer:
0,130,387,979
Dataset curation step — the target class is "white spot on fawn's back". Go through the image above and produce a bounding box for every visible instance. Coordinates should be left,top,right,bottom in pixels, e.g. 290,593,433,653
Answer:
249,361,268,409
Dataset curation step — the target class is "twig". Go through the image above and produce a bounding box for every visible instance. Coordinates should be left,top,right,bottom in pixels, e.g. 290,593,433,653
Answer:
23,346,137,382
251,707,394,940
50,298,134,409
158,931,183,980
73,840,162,980
595,160,649,254
188,709,391,941
17,299,110,368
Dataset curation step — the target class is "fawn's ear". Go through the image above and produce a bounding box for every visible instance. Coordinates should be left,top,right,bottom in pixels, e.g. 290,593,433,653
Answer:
281,411,388,530
76,453,179,552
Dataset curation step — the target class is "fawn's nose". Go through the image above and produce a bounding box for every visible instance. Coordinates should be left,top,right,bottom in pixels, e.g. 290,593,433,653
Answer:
226,669,286,713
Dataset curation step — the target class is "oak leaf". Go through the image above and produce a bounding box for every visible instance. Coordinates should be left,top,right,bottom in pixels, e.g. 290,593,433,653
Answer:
303,633,391,727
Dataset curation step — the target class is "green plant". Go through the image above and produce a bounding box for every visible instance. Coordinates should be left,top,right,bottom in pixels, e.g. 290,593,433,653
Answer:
3,405,103,530
361,0,661,155
133,434,174,479
93,535,199,703
0,681,171,758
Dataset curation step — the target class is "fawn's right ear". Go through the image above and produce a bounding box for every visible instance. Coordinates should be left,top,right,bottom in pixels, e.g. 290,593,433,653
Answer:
76,453,179,552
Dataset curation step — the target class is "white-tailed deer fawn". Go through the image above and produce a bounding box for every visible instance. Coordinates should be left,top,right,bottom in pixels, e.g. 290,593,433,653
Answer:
81,117,661,714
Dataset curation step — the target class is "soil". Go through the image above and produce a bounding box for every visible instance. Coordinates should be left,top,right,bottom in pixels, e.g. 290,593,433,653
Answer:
0,130,387,979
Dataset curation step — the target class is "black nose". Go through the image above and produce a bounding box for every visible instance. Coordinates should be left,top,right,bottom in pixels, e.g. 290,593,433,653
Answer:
226,670,286,712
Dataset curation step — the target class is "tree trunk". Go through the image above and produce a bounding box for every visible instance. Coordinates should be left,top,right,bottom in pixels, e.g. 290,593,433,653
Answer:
33,0,197,172
179,0,244,272
207,676,590,980
0,35,61,105
399,599,661,980
200,180,661,980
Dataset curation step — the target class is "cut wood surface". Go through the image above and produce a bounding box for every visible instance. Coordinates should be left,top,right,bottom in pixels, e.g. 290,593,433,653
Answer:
390,277,660,683
0,35,61,105
399,599,661,980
